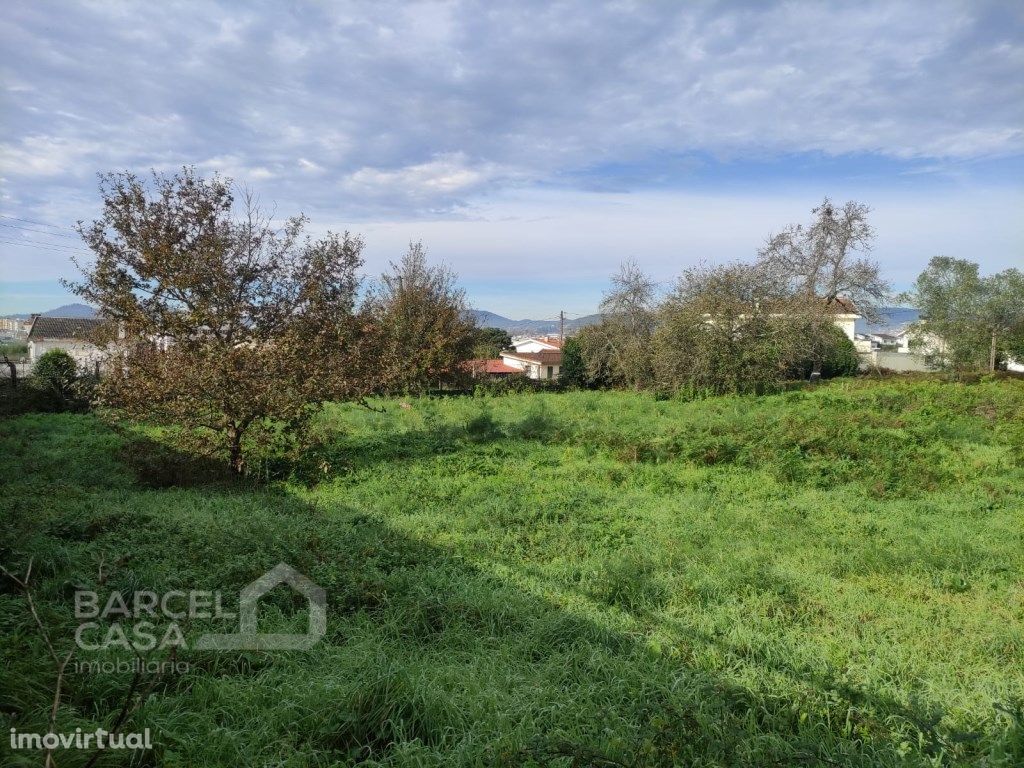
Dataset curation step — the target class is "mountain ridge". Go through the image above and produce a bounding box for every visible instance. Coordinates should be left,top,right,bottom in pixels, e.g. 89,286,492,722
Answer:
467,309,602,334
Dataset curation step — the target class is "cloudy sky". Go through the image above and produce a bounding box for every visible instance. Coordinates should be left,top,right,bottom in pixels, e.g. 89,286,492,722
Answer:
1,0,1022,317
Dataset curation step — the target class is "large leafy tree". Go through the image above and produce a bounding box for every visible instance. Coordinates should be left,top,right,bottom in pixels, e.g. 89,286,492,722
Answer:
364,242,477,393
905,257,1024,371
70,168,378,473
653,261,795,395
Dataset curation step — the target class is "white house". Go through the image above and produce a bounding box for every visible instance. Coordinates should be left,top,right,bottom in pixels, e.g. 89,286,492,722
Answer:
499,349,562,380
509,336,562,353
826,297,860,342
27,316,107,370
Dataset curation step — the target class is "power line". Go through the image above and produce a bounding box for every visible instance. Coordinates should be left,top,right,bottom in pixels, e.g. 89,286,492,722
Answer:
0,213,76,231
0,238,89,254
0,221,81,240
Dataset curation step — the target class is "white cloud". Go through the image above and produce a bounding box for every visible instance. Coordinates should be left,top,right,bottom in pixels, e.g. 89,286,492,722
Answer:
342,153,512,202
0,135,101,177
0,0,1021,314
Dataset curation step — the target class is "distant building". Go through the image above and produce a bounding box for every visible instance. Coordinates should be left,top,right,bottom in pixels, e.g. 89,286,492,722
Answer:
463,358,520,378
0,317,31,337
508,336,562,353
826,296,860,342
26,316,107,369
499,349,562,380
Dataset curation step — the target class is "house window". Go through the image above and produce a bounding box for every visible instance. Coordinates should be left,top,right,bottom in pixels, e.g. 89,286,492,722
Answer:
546,365,553,379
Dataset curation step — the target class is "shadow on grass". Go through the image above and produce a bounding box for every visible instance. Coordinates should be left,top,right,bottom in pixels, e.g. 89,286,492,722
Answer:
1,415,1019,767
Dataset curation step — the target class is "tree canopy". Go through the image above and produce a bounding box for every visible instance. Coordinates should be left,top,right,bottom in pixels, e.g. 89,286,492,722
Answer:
70,168,379,472
905,257,1024,372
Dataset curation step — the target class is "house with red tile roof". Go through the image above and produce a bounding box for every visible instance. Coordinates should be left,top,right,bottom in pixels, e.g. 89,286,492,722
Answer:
500,349,562,380
463,358,521,378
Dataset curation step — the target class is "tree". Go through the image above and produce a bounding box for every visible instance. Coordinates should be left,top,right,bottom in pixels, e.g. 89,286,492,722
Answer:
904,257,1024,372
472,327,512,358
653,262,795,395
757,199,889,376
788,324,859,379
559,336,588,389
70,168,377,473
364,241,477,393
583,261,658,389
981,268,1024,371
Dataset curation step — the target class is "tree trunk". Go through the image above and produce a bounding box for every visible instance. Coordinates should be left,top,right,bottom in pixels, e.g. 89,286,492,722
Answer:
810,358,822,382
990,331,997,372
228,426,244,475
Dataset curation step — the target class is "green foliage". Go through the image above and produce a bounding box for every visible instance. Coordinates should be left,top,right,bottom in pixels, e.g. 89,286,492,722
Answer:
559,336,588,388
0,349,93,415
0,340,28,358
583,261,658,390
471,326,512,358
32,349,78,395
366,241,477,394
790,323,860,379
2,379,1023,767
905,257,1024,372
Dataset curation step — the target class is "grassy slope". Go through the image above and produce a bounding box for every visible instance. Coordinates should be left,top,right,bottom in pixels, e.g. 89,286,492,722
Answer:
1,379,1023,767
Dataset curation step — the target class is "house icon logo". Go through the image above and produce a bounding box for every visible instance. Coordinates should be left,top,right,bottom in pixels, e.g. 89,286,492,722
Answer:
195,563,326,650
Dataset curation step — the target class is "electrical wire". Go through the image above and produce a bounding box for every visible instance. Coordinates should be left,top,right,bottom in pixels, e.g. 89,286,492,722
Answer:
0,238,90,254
0,213,75,230
0,221,80,240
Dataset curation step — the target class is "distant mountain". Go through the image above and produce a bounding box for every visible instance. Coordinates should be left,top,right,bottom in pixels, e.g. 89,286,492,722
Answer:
856,306,920,335
42,303,97,318
471,305,920,336
2,303,97,320
468,309,602,335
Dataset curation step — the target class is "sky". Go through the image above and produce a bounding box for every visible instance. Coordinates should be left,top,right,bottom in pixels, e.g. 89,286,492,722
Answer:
1,0,1022,318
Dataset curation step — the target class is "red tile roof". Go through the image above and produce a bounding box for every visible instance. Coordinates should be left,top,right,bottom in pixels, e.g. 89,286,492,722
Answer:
463,358,520,375
827,296,860,314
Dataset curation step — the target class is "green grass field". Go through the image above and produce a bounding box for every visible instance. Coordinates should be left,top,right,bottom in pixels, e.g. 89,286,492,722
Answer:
2,379,1023,766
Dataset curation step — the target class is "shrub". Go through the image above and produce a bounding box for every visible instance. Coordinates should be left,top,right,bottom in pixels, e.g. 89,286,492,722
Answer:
0,350,94,415
32,349,79,398
560,337,589,389
790,324,860,379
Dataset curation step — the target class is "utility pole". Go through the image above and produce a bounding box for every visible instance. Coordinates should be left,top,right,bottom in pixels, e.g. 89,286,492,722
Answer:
559,310,565,346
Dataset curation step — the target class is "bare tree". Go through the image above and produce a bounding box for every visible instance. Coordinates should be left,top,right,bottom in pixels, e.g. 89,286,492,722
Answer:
757,198,888,319
581,261,658,390
757,199,889,376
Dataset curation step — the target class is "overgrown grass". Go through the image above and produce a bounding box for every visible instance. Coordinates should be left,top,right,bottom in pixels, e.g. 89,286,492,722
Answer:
1,379,1023,766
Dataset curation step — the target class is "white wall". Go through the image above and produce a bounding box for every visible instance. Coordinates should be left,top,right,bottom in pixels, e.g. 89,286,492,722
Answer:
29,339,104,371
861,351,932,372
833,315,857,341
499,353,561,380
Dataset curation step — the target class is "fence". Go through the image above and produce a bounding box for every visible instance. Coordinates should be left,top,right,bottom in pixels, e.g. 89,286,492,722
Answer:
0,361,32,380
